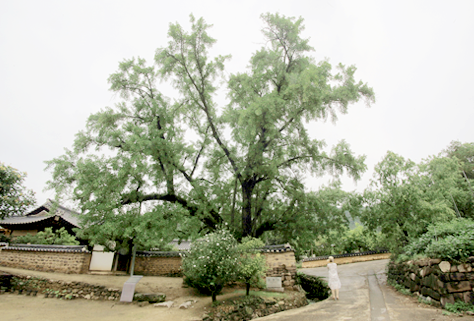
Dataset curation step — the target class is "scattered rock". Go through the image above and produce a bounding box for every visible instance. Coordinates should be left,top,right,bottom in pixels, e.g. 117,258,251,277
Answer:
244,306,254,316
154,301,174,308
138,301,149,307
179,300,193,309
134,293,166,303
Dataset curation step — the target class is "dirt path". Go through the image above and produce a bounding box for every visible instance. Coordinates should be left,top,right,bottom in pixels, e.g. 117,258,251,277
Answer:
0,266,241,321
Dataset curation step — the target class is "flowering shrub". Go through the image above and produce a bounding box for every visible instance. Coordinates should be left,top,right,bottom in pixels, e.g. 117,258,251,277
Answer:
182,229,239,301
237,237,267,295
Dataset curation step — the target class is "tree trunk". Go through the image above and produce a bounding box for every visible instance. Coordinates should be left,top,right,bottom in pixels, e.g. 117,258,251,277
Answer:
212,292,217,302
125,239,134,274
230,177,238,228
246,283,250,296
242,182,253,238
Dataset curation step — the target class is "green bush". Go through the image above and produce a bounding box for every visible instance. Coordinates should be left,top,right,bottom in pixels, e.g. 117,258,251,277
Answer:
182,229,239,302
296,272,330,301
0,233,10,243
387,279,412,296
401,218,474,262
445,301,474,314
12,227,79,245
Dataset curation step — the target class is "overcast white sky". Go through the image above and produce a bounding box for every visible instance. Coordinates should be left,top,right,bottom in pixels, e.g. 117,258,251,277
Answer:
1,0,473,205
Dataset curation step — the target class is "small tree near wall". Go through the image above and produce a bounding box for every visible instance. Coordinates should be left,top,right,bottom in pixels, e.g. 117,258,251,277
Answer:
237,237,267,295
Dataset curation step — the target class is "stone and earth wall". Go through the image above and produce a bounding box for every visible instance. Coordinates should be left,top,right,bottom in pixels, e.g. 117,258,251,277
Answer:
135,248,299,289
0,247,91,274
388,257,474,307
301,251,391,268
0,245,298,289
264,250,298,290
134,251,183,277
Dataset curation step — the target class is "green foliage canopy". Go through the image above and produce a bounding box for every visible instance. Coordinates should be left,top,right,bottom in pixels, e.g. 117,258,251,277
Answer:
45,13,374,245
0,162,36,219
12,227,79,246
444,140,474,180
360,150,473,253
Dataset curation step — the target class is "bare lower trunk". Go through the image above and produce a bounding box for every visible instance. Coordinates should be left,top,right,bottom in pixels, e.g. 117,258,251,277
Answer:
242,184,253,237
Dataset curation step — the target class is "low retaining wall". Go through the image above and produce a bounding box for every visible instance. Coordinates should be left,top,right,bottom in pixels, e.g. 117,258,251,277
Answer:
0,244,91,274
301,251,391,268
388,258,474,307
1,274,121,300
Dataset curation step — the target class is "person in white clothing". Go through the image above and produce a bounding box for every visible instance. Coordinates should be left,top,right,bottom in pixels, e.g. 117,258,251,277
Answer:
327,256,341,300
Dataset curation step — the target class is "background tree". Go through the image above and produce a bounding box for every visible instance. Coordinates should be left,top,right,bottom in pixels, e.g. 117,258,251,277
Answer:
12,227,79,245
262,181,359,258
359,151,469,253
46,13,374,248
444,141,474,179
0,162,36,219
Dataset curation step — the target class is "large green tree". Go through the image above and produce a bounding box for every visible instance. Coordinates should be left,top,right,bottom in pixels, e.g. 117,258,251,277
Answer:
443,141,474,180
360,151,472,252
46,13,374,242
0,162,36,219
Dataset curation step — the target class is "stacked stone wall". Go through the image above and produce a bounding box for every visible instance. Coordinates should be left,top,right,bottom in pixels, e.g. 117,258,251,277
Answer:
388,257,474,307
2,274,121,300
0,249,91,274
264,251,297,290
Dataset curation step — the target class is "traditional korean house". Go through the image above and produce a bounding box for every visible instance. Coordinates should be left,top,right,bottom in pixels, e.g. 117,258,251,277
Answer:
0,199,80,239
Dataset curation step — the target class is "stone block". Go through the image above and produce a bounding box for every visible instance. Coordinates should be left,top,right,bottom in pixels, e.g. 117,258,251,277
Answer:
429,259,441,265
409,282,420,292
450,273,468,282
453,292,464,301
440,294,455,308
420,267,432,278
439,261,451,273
450,266,458,273
463,292,474,304
457,264,472,273
416,258,430,266
410,273,416,281
421,287,429,296
446,281,472,293
427,288,440,301
422,274,439,290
